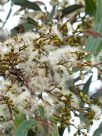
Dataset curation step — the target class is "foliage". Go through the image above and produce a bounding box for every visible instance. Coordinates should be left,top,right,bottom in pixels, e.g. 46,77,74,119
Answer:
0,0,102,136
85,0,102,54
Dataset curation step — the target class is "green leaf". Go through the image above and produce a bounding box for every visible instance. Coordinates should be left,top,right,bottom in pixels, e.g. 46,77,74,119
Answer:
11,0,41,11
11,23,34,36
50,124,59,136
14,112,26,127
16,119,36,136
46,5,56,24
79,75,92,121
26,17,37,25
26,17,39,28
0,19,2,22
61,4,84,18
84,0,96,16
93,122,102,136
67,126,71,133
85,0,102,54
38,105,45,118
58,126,65,136
83,75,92,94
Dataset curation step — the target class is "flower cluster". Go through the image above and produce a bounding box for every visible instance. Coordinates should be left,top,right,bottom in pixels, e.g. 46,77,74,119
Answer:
0,18,102,136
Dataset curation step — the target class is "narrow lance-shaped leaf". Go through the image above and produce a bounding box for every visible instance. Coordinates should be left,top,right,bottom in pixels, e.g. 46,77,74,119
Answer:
14,113,26,127
46,5,56,24
93,122,102,136
38,105,45,118
82,75,92,94
85,0,102,54
11,0,41,11
84,0,96,16
34,1,45,5
15,119,36,136
0,19,2,22
26,17,39,28
79,75,92,121
50,124,59,136
61,4,84,18
58,126,65,136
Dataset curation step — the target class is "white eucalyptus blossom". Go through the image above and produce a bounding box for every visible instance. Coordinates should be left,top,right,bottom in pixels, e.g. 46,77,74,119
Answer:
1,32,83,102
91,105,102,120
0,29,97,136
51,24,63,40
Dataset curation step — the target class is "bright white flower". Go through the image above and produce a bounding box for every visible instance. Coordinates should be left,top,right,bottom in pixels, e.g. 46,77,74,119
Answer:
71,93,79,108
22,32,39,42
51,25,63,40
15,91,31,111
41,46,79,66
0,121,14,135
0,79,11,93
0,30,85,121
91,105,102,120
